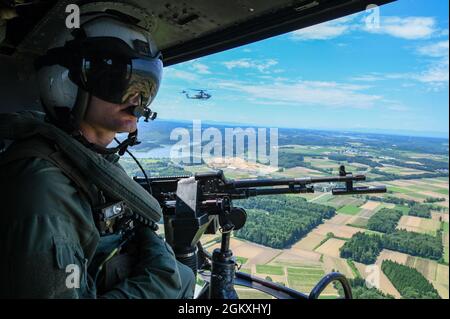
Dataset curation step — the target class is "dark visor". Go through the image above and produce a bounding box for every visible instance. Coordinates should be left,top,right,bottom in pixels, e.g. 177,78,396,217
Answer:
81,55,162,107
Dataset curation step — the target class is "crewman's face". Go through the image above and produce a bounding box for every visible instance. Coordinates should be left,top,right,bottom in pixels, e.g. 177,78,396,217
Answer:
84,94,140,134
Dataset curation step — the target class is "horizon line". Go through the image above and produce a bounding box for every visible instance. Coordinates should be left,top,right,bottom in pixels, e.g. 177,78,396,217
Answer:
148,117,449,140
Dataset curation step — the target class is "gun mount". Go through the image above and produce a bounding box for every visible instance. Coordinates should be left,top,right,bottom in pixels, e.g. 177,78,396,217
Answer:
134,165,386,299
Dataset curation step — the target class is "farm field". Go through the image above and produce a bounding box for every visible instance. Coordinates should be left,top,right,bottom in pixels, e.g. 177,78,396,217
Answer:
337,205,361,215
375,249,449,298
315,238,346,257
293,232,327,251
397,216,441,235
379,165,429,176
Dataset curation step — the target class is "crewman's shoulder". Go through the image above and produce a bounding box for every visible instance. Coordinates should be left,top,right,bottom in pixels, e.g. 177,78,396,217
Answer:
1,156,94,221
8,156,75,188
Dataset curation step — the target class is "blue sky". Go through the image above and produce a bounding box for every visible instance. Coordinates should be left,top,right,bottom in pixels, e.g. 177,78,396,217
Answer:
150,0,449,137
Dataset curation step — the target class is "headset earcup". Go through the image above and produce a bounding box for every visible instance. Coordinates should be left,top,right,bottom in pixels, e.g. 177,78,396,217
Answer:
71,88,91,129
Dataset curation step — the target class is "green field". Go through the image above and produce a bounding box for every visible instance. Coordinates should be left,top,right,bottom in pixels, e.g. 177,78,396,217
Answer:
236,256,249,265
287,266,329,293
443,222,449,233
255,265,285,276
236,289,273,299
239,268,252,275
363,229,385,236
387,186,428,199
325,196,365,210
287,266,324,276
279,146,339,155
347,217,369,228
408,184,448,193
444,222,449,264
395,205,410,215
337,205,362,215
311,193,333,204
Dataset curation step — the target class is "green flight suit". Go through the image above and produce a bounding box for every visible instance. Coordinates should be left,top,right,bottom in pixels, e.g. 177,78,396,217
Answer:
0,139,196,298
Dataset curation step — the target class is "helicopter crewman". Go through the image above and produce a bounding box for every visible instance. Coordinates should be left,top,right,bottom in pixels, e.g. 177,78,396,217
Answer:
0,3,195,298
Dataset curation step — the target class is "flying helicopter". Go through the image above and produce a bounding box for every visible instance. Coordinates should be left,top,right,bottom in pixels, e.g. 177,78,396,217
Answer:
181,89,212,100
0,0,395,301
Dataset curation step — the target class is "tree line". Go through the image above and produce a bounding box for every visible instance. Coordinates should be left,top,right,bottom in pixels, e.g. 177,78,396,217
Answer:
234,195,335,249
340,230,443,264
383,230,443,261
367,208,403,233
363,195,447,214
340,233,384,264
369,169,448,182
381,260,441,299
379,158,448,173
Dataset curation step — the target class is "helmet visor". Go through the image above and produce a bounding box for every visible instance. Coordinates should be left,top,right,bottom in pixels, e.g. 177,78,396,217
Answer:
81,54,163,108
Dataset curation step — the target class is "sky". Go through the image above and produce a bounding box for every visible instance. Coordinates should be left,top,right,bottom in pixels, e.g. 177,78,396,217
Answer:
149,0,449,138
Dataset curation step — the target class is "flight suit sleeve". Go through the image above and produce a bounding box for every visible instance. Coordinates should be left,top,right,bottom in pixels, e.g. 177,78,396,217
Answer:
0,158,99,298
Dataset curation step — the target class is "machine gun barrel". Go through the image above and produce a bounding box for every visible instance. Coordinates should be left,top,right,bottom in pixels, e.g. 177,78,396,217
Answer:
228,185,315,199
227,174,366,189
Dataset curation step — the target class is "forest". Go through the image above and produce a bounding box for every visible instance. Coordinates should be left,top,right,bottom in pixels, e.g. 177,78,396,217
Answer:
234,195,335,249
367,208,403,233
340,232,384,264
408,204,432,218
340,230,444,264
381,260,441,299
383,230,443,261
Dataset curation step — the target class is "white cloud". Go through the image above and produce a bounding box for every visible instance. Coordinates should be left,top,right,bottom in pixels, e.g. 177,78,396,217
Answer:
222,58,278,73
365,17,437,40
291,15,440,41
216,79,382,109
291,16,354,40
350,74,386,82
417,40,449,57
191,62,211,74
414,40,449,86
414,59,449,86
164,68,198,81
350,40,449,90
